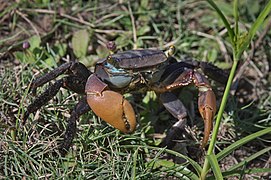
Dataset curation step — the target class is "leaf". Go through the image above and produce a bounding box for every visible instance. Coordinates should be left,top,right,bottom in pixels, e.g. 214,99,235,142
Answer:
137,25,150,36
207,49,218,63
13,50,36,63
206,0,235,43
149,159,175,169
53,42,67,57
96,45,109,59
28,35,41,52
13,51,25,63
79,55,99,67
72,29,90,58
237,0,271,58
115,33,133,48
42,57,57,68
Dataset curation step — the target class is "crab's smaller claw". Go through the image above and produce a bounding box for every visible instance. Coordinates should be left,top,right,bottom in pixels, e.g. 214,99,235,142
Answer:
198,89,216,147
85,74,136,133
194,72,216,148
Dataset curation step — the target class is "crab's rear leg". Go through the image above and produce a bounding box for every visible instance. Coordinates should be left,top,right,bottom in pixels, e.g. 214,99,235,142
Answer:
24,61,90,123
60,97,90,155
159,92,190,149
23,76,87,124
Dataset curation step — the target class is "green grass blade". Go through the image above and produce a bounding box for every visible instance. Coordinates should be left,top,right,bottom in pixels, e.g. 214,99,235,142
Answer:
227,146,271,172
225,168,271,179
238,0,271,57
207,168,271,180
174,167,199,180
233,0,239,37
122,145,202,176
207,154,224,180
131,147,138,180
248,0,271,40
206,0,235,43
149,160,199,180
216,127,271,161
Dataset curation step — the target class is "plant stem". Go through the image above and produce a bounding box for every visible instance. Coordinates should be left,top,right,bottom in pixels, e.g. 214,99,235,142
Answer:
200,55,239,179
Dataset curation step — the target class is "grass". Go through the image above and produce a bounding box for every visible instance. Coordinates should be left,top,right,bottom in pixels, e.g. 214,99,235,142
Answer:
1,1,271,179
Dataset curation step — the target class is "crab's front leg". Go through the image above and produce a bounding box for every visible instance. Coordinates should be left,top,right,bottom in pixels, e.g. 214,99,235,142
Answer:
158,69,216,147
85,74,136,133
193,71,216,147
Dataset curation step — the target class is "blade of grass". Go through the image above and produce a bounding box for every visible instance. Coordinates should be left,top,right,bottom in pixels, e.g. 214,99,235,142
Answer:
131,147,138,180
206,0,235,43
174,166,199,180
233,0,239,38
207,168,271,180
148,159,199,180
207,154,223,180
227,146,271,172
238,0,271,58
122,145,202,176
216,127,271,161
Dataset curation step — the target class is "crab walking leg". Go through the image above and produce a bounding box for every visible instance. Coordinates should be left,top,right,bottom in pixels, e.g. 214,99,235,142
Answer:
159,92,189,149
31,61,91,93
23,79,63,124
85,74,136,133
23,76,87,124
60,98,90,154
31,62,73,91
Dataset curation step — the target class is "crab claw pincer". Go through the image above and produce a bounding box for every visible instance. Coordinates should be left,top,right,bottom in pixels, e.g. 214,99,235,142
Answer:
198,88,216,148
85,74,136,133
193,71,216,147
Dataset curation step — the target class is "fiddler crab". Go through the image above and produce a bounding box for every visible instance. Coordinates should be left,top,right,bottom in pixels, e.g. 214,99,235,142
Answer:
23,42,224,154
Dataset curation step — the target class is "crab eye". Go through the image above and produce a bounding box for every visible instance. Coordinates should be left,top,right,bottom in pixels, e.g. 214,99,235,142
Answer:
165,46,175,57
107,55,120,68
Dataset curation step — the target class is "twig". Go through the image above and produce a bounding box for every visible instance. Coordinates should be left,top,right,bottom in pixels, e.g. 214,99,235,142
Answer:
16,10,40,36
128,2,137,49
59,12,95,28
23,8,55,14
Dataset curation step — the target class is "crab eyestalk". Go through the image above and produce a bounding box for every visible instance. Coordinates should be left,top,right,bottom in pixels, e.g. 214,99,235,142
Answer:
85,74,136,133
193,71,216,147
165,45,175,57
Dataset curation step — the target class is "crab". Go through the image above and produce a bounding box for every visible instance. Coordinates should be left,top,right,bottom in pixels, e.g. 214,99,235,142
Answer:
23,42,222,154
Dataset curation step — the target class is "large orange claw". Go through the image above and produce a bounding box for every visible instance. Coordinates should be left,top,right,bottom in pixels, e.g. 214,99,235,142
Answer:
198,89,216,147
85,74,136,133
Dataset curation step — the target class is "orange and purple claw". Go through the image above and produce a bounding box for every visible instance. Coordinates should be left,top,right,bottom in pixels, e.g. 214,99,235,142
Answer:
85,74,136,133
